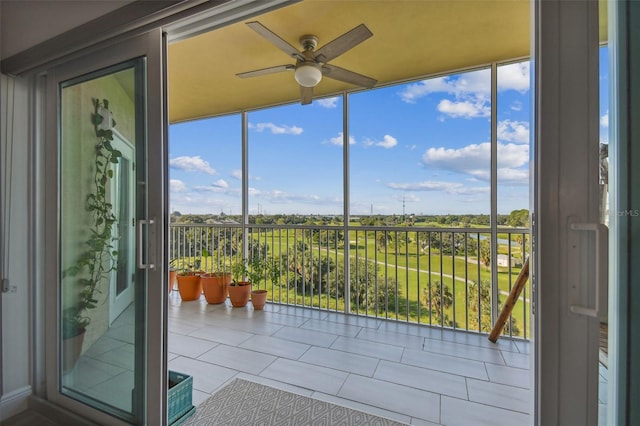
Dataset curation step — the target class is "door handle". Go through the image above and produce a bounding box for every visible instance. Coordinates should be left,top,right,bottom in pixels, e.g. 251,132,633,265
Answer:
569,222,608,318
137,219,156,270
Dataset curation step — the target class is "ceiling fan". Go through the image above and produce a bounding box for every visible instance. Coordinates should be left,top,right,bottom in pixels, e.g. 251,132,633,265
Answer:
236,21,377,105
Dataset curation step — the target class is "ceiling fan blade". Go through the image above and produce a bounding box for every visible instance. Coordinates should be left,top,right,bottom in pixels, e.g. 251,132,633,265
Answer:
236,64,294,79
322,64,377,88
246,21,304,61
300,86,313,105
314,24,373,63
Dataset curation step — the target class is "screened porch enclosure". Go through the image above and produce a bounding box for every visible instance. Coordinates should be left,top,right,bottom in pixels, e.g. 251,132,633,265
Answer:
168,60,532,341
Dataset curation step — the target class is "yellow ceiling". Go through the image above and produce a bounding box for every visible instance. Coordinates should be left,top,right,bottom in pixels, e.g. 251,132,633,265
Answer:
168,0,533,123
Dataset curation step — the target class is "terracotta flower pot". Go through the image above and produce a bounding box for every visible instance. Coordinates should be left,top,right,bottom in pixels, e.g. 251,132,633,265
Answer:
169,269,177,293
176,273,202,301
251,289,268,310
201,272,232,304
228,282,251,307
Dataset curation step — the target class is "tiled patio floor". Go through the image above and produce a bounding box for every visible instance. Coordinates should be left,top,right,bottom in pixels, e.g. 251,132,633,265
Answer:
168,292,531,426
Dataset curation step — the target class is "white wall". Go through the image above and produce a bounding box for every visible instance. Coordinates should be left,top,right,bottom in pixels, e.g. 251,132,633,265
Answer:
0,73,31,420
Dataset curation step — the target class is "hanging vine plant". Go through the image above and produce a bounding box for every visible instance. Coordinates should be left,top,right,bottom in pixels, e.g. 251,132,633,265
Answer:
62,98,121,339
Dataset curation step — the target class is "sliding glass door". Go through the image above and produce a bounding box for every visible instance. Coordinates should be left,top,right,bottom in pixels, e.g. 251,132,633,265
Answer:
44,29,167,424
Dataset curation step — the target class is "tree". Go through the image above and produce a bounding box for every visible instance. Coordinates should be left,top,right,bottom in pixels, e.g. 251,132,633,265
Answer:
467,280,519,335
467,280,492,332
420,281,454,327
479,239,491,268
428,232,466,256
338,257,398,315
284,240,336,297
507,209,530,227
376,231,390,252
387,232,407,254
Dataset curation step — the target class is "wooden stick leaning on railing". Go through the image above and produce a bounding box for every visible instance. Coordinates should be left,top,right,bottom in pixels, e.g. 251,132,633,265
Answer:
488,257,530,343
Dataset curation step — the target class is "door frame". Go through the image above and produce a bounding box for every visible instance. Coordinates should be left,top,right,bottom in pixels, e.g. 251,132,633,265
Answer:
533,1,604,425
42,28,166,425
609,1,640,424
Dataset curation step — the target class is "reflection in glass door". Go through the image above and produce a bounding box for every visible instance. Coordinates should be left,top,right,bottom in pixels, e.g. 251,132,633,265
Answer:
59,61,145,422
110,132,135,324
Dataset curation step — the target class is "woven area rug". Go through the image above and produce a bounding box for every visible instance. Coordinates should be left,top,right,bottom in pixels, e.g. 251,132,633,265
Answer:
182,378,407,426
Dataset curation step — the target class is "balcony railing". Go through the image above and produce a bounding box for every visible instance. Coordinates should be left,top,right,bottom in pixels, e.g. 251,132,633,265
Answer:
169,222,530,339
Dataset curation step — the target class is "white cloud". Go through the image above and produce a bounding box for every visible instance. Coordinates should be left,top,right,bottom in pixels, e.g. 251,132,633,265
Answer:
388,181,464,192
437,99,490,118
497,120,530,143
250,188,322,204
325,132,356,146
398,63,529,122
193,185,225,193
316,97,339,108
169,156,216,175
363,134,398,149
399,72,491,104
497,61,530,93
387,180,490,195
423,142,529,185
392,193,420,202
601,111,609,128
250,122,303,135
398,77,454,103
398,70,495,120
170,179,188,192
230,169,261,181
495,168,529,183
212,179,228,189
510,101,523,111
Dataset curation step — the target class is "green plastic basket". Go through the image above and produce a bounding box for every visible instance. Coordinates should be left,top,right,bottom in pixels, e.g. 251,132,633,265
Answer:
168,371,194,425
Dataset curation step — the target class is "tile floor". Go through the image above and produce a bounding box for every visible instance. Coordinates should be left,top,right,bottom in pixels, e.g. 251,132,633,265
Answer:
167,292,532,426
7,294,622,426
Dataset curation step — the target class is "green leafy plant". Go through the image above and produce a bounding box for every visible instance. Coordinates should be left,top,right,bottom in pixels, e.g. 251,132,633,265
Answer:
176,259,202,276
62,98,121,339
230,260,248,285
246,257,269,286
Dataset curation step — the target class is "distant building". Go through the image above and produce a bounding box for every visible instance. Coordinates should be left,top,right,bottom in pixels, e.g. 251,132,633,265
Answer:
497,254,523,267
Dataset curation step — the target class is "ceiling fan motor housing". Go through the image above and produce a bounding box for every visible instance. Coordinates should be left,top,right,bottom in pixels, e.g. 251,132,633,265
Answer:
300,35,319,52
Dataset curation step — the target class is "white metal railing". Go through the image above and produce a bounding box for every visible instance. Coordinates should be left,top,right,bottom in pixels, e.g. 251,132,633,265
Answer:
169,223,530,339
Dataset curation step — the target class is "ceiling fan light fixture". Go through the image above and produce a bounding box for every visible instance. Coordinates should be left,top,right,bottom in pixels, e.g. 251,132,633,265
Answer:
294,63,322,87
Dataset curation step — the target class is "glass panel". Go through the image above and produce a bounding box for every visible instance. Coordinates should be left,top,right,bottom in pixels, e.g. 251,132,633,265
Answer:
348,70,491,327
496,60,531,338
349,69,491,221
169,114,242,218
60,59,144,422
248,98,343,222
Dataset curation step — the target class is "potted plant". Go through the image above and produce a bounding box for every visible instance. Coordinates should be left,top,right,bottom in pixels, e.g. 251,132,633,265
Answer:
227,261,251,307
176,260,203,301
61,98,121,372
201,270,232,304
250,288,268,310
247,258,278,310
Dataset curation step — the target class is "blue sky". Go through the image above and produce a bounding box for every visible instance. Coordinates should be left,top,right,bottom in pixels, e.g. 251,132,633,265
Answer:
169,48,609,216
